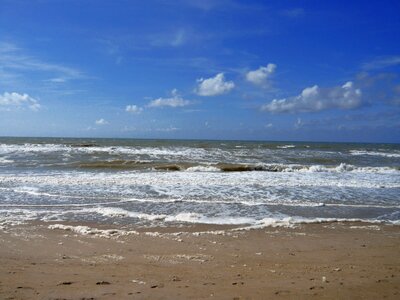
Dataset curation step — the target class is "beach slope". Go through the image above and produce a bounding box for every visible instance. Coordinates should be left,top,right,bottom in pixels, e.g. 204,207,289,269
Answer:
0,222,399,299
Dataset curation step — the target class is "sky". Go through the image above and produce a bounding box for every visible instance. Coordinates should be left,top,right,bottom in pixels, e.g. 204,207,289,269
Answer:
0,0,399,142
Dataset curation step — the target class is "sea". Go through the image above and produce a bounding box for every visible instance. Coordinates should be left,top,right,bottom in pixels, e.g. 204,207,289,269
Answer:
0,137,399,229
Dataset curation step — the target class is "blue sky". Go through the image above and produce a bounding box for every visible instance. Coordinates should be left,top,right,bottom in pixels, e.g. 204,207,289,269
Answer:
0,0,399,142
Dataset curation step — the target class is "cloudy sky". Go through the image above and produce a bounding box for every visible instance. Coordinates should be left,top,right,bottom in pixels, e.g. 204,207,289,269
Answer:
0,0,399,142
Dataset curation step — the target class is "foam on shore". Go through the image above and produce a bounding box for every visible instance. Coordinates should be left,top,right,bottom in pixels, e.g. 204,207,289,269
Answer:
48,224,139,238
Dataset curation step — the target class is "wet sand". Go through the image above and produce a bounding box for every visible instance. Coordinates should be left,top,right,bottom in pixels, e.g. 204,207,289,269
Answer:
0,222,399,299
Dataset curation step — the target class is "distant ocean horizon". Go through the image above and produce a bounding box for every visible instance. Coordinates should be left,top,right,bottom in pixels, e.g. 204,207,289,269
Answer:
1,135,399,145
0,136,399,229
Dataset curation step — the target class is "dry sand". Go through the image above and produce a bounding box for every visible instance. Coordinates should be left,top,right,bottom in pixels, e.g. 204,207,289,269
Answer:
0,221,399,299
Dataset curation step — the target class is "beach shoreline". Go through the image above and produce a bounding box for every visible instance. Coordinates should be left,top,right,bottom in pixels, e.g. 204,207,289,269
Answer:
0,221,399,299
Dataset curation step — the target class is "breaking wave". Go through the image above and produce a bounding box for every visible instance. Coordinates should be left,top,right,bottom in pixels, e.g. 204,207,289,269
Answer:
74,161,398,173
350,150,400,158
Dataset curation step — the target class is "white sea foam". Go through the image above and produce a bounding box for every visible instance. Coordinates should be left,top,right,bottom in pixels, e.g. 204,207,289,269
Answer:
0,143,213,159
0,168,399,193
76,208,255,225
0,143,68,154
284,163,397,173
48,224,138,238
239,216,390,230
14,186,40,194
88,207,167,221
350,150,400,158
12,186,64,198
185,166,220,172
1,139,399,229
0,157,14,164
1,203,398,230
164,212,256,225
277,145,296,149
46,217,396,240
2,199,398,211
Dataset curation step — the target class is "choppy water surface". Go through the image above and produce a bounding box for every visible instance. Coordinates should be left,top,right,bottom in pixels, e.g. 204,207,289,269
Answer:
0,137,399,228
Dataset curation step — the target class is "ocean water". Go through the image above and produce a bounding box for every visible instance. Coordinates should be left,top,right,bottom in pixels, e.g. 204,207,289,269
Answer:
0,137,399,228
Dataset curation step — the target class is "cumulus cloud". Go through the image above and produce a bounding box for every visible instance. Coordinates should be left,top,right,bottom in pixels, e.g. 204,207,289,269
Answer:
196,73,235,96
246,63,276,87
148,89,193,108
0,92,41,111
95,118,109,125
261,81,362,113
125,104,143,114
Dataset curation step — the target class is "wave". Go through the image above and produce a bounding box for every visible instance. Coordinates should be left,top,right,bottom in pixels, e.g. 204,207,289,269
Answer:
350,150,400,158
0,143,209,158
213,163,398,173
0,157,14,164
244,216,400,229
42,215,400,229
2,204,399,230
1,197,399,209
70,143,98,148
77,161,193,171
164,212,256,225
185,166,220,172
72,160,399,173
297,163,399,173
276,145,296,149
89,209,255,225
1,167,399,191
77,160,151,169
88,207,167,221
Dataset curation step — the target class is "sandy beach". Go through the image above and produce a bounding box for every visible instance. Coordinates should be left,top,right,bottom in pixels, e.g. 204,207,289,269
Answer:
0,222,399,299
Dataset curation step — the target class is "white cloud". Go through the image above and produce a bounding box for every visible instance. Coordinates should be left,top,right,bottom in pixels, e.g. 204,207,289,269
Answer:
0,92,41,111
355,72,400,106
265,123,273,128
294,118,303,129
95,118,109,125
148,89,193,108
0,41,84,83
125,105,143,114
47,77,67,83
362,56,400,70
246,63,276,86
149,29,187,47
261,81,362,113
171,30,186,46
196,73,235,96
155,126,179,132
